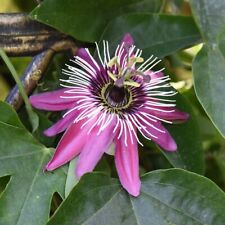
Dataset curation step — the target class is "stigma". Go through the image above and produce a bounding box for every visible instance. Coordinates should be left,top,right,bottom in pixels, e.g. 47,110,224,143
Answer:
107,53,151,88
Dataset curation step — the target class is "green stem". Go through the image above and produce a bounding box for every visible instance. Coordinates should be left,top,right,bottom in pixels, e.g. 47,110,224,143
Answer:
0,48,39,131
159,0,166,13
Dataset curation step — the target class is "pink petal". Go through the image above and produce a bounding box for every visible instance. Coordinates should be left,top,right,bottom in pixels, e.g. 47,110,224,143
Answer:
141,119,177,151
45,119,89,171
115,129,141,197
76,123,115,178
44,111,78,137
121,33,134,46
143,106,189,122
117,33,134,66
77,48,102,72
144,70,164,83
29,88,75,111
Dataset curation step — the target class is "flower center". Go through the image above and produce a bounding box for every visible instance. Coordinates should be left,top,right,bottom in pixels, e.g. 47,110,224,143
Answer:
105,84,129,107
101,83,132,110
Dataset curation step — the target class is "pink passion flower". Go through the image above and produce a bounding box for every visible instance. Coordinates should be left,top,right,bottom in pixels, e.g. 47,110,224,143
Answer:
29,34,188,197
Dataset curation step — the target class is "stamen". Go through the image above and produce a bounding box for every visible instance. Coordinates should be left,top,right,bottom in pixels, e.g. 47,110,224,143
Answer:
123,80,140,87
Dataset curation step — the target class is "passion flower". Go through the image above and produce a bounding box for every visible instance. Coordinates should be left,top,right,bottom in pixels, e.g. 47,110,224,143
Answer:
30,34,188,196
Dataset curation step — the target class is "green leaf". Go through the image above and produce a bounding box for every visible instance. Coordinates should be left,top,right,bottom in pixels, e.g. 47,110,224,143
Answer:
30,0,162,42
205,152,225,191
0,103,67,225
190,0,225,137
161,93,204,174
65,156,111,197
100,14,201,58
0,101,24,128
47,169,225,225
192,45,225,137
33,111,55,147
190,0,225,42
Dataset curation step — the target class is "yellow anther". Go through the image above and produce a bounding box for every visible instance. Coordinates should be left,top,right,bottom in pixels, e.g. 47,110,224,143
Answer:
107,56,118,67
124,80,140,87
135,57,144,63
107,71,117,81
107,55,143,87
127,57,144,67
